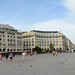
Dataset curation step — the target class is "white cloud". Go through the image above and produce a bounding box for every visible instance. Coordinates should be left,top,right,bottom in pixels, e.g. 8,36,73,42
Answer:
62,0,75,13
30,20,74,31
27,20,75,44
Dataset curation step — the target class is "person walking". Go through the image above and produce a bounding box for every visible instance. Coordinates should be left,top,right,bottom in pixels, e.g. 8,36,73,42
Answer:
9,52,13,63
25,52,28,56
0,53,2,62
53,50,55,56
22,51,26,62
6,53,9,60
55,51,58,56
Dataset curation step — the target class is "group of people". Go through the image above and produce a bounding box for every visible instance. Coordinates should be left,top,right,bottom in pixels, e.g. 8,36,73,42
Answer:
53,50,58,56
0,50,58,63
0,51,28,63
0,52,13,63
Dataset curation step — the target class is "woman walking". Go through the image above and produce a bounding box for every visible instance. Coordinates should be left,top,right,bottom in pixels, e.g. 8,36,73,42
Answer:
9,52,13,63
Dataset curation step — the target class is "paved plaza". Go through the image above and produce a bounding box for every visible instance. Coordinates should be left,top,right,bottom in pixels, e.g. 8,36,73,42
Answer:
0,53,75,75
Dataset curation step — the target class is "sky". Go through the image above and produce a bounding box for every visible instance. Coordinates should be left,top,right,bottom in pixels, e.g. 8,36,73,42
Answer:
0,0,75,44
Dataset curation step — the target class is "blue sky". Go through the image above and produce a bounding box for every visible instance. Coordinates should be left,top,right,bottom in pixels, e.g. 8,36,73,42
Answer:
0,0,75,44
0,0,65,24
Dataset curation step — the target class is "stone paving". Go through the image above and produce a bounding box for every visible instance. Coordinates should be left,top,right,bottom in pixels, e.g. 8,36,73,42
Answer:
0,53,75,75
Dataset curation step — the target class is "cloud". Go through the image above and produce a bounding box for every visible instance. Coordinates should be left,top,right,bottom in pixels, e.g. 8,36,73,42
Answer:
62,0,75,16
30,20,75,31
25,20,75,44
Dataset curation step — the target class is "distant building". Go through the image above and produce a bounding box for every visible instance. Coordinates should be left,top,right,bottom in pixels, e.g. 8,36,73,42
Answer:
22,30,75,52
0,24,22,52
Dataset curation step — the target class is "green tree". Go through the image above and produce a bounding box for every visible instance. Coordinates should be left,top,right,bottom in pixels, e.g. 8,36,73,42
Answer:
50,44,54,52
33,46,42,54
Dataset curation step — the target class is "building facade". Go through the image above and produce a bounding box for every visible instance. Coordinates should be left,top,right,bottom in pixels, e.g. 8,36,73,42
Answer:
22,30,75,52
0,24,22,52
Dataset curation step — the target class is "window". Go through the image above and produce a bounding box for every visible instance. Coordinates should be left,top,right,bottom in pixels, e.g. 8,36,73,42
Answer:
56,41,58,43
47,39,49,41
56,39,58,41
13,36,15,38
56,44,58,46
59,42,61,43
0,49,2,51
3,35,5,37
32,38,33,40
23,45,25,47
0,38,2,41
53,34,54,36
8,43,10,46
11,49,12,51
59,39,61,40
32,41,34,43
44,39,46,41
11,39,12,42
56,34,58,36
14,40,15,42
19,37,21,39
11,43,13,46
53,39,55,41
14,49,15,51
14,43,16,46
3,44,5,46
8,39,9,42
7,49,9,51
8,36,9,37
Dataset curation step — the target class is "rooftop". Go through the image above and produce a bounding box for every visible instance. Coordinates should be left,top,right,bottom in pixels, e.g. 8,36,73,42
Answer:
0,24,14,29
30,30,59,33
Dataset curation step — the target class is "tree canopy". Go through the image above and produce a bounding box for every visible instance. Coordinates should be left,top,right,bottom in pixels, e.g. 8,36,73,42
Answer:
33,46,42,54
50,44,54,51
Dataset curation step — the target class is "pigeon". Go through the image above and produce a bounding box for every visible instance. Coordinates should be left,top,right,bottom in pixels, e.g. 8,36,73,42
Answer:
19,64,21,67
31,65,32,67
66,59,67,61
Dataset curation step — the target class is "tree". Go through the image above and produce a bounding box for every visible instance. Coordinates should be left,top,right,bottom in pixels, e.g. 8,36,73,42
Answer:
33,46,42,54
50,44,54,53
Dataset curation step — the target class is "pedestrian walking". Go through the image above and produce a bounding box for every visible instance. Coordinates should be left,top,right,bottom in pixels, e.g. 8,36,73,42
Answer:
55,51,58,56
0,53,2,62
6,53,9,60
22,51,26,62
30,51,33,56
25,52,28,56
53,51,55,56
9,52,13,63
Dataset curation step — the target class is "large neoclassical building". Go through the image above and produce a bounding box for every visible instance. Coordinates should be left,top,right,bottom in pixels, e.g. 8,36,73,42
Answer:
0,24,22,52
22,30,75,52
